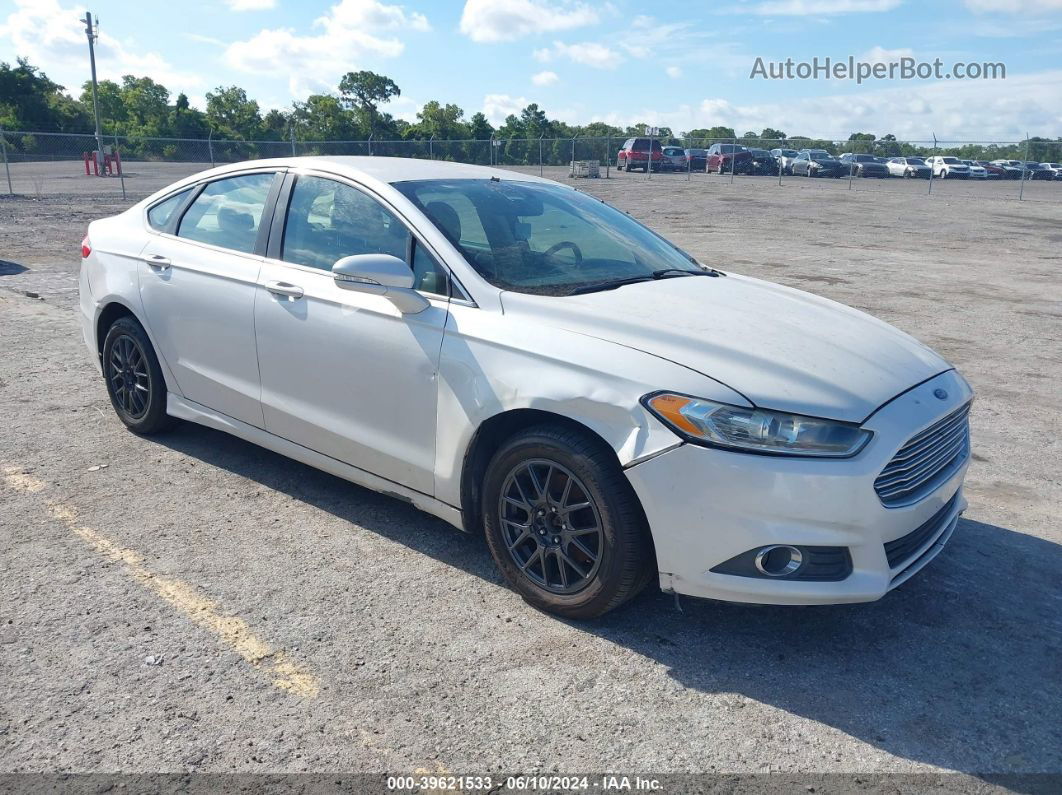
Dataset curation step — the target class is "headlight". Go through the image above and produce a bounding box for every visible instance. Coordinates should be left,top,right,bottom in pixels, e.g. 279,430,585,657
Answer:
643,393,872,458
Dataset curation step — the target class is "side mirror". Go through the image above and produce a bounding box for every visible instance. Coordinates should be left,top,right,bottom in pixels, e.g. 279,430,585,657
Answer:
332,254,430,315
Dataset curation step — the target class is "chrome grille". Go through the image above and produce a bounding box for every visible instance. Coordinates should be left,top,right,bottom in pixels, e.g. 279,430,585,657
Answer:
875,403,971,507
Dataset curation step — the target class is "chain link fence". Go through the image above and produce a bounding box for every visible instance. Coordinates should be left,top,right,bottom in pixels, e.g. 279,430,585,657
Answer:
1,128,1059,203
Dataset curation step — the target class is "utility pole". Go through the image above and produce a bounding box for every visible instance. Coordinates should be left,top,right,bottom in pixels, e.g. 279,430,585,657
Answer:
80,12,105,177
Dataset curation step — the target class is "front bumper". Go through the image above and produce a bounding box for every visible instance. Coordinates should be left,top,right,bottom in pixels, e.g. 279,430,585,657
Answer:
625,370,972,605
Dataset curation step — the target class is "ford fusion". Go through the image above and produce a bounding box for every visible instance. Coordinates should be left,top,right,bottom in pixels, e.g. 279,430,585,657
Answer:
79,158,972,618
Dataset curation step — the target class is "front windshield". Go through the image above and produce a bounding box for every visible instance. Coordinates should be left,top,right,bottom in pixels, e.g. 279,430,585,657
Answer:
942,157,960,164
908,158,925,164
395,179,703,296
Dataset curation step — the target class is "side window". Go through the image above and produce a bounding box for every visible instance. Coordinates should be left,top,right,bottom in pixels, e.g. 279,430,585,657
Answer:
177,173,275,254
411,240,448,297
147,188,191,231
282,175,410,271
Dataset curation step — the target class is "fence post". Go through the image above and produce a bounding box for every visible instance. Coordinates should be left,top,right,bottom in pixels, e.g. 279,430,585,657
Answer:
290,125,296,157
429,134,435,160
687,135,692,182
538,134,544,177
113,133,126,201
489,133,495,166
1019,133,1029,201
928,133,937,195
0,125,12,196
606,134,610,179
570,137,576,177
368,133,373,157
207,130,215,168
730,137,736,184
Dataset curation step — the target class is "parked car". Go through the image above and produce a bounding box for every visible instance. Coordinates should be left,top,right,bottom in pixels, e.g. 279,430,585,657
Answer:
975,161,1009,179
987,160,1024,179
1042,163,1062,180
747,148,779,175
791,150,845,178
684,148,708,171
959,160,988,179
660,146,689,172
886,157,931,179
706,143,753,174
79,157,974,618
617,137,664,172
840,153,890,178
1021,161,1055,180
925,156,970,179
770,148,800,174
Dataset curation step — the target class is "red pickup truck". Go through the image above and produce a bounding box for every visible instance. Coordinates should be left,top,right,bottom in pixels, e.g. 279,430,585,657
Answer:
617,138,664,172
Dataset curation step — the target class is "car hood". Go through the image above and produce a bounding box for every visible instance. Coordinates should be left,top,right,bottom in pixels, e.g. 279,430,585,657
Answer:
500,274,950,423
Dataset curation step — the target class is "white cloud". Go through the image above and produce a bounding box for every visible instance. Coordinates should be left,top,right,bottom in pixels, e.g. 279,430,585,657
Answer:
666,65,683,78
653,70,1062,141
750,0,902,14
0,0,202,96
533,40,623,69
860,45,915,63
483,93,531,124
532,70,559,86
224,0,429,95
224,0,277,10
964,0,1062,10
459,0,600,42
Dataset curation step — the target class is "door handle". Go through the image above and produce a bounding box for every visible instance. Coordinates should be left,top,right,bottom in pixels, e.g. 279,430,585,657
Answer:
145,255,171,271
265,280,304,299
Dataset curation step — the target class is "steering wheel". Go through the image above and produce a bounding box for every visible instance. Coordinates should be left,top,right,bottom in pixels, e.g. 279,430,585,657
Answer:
542,241,583,268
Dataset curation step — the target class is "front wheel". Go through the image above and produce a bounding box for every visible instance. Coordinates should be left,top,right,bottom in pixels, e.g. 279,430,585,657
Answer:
102,316,175,435
482,425,653,619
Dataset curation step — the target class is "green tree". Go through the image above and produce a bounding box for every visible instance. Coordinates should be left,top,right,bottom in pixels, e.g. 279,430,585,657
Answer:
687,126,736,142
414,100,465,139
292,94,359,142
206,85,261,139
338,70,400,137
0,58,89,132
120,76,169,129
80,79,125,133
468,111,494,140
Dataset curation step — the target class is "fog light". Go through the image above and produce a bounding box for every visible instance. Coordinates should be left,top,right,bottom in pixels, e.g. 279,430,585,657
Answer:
710,544,851,581
754,545,803,577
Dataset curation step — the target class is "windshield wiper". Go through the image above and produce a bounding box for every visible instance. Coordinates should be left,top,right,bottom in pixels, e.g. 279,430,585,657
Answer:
567,268,714,296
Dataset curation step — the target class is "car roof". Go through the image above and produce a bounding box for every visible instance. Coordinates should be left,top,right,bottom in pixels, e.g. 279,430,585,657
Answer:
138,156,558,208
188,156,553,186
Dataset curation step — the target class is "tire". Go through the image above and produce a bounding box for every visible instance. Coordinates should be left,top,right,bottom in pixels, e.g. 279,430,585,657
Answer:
482,424,653,619
102,316,175,435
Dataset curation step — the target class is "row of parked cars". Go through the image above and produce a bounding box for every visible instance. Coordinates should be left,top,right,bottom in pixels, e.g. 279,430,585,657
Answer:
614,138,1062,180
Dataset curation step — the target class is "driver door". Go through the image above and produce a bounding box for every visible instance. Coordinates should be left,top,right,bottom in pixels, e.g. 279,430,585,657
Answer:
253,173,451,495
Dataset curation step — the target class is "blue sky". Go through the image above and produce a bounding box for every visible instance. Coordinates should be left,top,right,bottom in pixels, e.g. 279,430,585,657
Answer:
2,0,1061,141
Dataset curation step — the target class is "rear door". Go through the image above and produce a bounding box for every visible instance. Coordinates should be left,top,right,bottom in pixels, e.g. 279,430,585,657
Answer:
138,170,282,427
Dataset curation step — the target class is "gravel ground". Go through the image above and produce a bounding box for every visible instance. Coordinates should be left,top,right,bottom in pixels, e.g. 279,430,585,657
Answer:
0,164,1059,786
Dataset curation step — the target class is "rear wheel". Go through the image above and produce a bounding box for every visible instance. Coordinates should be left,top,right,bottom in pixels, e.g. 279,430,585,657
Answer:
482,424,653,619
102,316,175,435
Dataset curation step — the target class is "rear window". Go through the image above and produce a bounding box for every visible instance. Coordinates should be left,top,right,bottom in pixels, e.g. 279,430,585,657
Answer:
631,139,663,152
147,189,191,231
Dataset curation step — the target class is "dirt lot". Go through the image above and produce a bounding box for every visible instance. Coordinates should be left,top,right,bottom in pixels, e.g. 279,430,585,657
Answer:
0,164,1060,786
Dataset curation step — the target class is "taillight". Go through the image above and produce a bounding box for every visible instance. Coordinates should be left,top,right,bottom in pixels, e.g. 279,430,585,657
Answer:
81,235,91,259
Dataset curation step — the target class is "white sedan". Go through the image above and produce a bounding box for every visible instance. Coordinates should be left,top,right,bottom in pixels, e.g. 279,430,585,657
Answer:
79,157,972,618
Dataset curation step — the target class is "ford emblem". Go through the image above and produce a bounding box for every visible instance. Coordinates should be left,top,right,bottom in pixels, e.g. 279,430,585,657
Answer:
933,388,948,400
